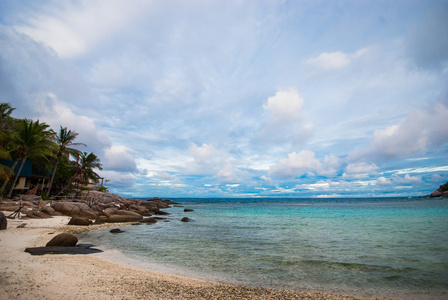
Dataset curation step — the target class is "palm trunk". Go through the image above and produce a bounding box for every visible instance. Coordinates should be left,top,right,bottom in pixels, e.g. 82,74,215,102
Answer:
46,154,61,197
1,158,19,193
7,157,27,198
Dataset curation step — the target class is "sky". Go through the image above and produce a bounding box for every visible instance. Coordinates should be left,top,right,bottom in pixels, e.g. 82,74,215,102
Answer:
1,0,448,198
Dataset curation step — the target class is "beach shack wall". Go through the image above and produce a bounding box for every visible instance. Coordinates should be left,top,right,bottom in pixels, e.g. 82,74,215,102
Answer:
1,160,49,192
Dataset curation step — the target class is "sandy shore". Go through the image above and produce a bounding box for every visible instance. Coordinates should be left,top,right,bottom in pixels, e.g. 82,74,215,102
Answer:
0,214,391,300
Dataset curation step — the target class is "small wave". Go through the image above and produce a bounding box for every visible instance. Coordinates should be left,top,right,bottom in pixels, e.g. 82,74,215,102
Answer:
300,259,416,273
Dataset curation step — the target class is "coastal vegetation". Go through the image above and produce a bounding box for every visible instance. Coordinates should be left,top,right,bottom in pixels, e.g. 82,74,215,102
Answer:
0,102,104,197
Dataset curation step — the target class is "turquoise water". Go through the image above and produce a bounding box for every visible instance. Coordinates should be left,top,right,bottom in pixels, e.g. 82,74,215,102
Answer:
79,198,448,299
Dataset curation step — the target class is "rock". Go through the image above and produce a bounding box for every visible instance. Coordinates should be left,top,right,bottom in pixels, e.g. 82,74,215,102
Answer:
41,206,55,215
68,216,92,226
184,208,195,212
46,233,78,247
17,223,27,228
110,228,125,233
181,217,191,222
0,211,7,230
52,202,81,217
106,210,143,223
140,217,157,224
26,211,52,219
129,204,148,216
78,210,98,220
25,244,103,255
430,190,443,197
155,210,170,215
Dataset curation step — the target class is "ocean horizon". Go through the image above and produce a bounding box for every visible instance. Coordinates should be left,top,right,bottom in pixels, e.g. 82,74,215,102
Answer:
79,197,448,299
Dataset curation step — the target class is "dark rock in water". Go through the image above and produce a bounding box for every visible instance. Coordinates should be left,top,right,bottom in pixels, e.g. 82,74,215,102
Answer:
155,210,170,215
0,211,7,230
184,208,195,212
110,228,125,233
68,216,92,226
181,217,191,222
140,217,157,224
46,233,78,247
25,244,102,255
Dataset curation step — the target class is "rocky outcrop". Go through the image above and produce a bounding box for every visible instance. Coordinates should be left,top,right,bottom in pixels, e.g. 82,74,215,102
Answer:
46,233,78,247
1,191,178,224
429,182,448,198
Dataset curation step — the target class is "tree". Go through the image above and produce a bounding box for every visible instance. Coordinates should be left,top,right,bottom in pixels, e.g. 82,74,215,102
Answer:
76,152,103,187
0,102,16,193
6,119,55,197
46,126,86,197
0,146,13,181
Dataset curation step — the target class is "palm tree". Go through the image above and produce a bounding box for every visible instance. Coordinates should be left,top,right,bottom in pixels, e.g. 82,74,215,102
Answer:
46,126,86,197
0,103,17,193
76,152,103,187
0,102,15,130
0,146,13,182
6,119,55,197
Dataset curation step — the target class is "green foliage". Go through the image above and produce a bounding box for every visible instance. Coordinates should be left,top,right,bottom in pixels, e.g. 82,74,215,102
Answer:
99,185,109,192
440,182,448,192
0,102,103,197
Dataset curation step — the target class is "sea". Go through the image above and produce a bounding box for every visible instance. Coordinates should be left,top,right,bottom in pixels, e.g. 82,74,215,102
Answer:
78,197,448,299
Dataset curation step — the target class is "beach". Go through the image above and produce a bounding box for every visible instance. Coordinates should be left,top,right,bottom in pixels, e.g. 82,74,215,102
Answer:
0,213,391,300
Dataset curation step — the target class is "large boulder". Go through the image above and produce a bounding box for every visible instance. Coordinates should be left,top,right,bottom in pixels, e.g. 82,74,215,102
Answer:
26,211,52,219
68,216,92,226
52,201,97,219
52,202,82,217
106,210,143,223
46,233,78,247
0,212,7,230
41,206,55,215
129,204,148,216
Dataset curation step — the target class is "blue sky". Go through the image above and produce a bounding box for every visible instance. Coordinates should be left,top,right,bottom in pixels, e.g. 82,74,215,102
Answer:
1,0,447,198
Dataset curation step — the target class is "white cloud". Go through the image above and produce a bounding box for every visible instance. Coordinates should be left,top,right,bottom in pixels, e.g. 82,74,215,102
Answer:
269,150,321,179
103,145,137,172
34,93,111,153
393,174,422,184
263,87,304,122
349,102,448,161
259,88,313,145
185,143,237,182
15,0,155,58
217,159,236,183
343,162,379,179
377,176,392,185
268,150,340,179
307,51,350,70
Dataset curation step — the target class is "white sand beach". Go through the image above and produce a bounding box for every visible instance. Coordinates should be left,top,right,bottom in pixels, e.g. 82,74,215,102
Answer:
0,214,390,300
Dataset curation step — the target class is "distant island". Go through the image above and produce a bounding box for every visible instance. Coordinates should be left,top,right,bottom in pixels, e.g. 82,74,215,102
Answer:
427,181,448,198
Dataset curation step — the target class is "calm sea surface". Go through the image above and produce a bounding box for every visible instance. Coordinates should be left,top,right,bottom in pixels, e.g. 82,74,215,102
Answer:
79,197,448,299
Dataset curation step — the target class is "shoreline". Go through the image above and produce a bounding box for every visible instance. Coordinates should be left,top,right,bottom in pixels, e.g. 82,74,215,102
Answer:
1,213,396,299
